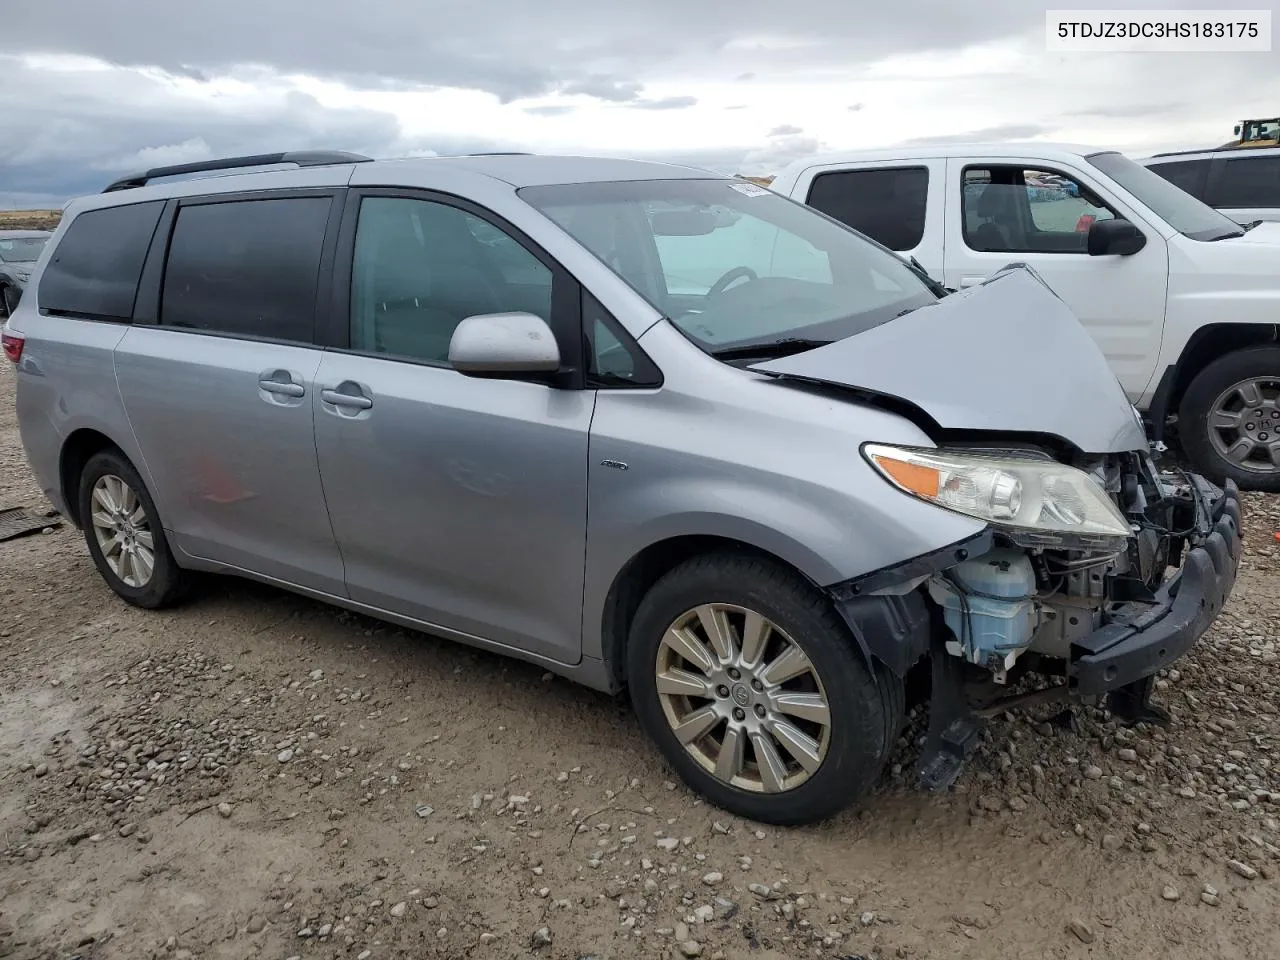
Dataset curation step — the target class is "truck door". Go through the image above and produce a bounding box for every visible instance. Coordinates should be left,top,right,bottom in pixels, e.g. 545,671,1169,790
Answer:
941,156,1169,401
799,160,946,282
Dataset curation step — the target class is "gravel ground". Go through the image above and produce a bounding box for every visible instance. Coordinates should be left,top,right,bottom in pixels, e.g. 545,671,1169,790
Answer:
0,362,1276,960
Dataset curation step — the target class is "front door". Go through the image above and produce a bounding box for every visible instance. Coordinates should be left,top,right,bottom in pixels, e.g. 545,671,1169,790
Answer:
942,157,1169,400
312,192,594,663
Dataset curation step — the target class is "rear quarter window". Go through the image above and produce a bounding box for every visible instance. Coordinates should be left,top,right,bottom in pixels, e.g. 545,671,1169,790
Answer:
1209,155,1280,209
39,201,165,320
805,167,929,251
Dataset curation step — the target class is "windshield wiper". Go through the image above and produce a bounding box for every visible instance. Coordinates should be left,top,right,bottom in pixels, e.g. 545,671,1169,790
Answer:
708,337,832,360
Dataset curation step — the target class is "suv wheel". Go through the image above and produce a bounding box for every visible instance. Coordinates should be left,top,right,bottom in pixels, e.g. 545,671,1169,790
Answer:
627,552,902,825
1178,347,1280,492
77,449,190,608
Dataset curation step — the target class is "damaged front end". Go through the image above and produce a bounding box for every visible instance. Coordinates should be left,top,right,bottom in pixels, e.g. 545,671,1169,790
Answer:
827,445,1243,792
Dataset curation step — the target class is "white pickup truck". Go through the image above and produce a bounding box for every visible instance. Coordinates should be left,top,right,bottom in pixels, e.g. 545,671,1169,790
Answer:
771,143,1280,491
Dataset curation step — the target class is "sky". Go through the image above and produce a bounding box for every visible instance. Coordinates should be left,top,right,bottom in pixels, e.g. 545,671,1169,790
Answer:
1,1,1278,208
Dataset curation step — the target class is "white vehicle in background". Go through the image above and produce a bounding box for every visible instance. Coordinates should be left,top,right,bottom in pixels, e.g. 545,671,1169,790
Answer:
771,143,1280,491
1139,146,1280,225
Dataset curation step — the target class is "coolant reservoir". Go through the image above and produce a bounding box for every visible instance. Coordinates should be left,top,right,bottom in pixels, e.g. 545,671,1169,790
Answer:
927,548,1037,674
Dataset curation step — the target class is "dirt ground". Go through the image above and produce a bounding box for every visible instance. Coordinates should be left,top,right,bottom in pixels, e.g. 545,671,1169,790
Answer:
0,362,1276,960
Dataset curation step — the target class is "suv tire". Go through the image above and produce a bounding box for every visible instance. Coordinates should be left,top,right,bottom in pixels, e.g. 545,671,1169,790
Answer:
1178,347,1280,493
77,449,190,608
627,552,902,825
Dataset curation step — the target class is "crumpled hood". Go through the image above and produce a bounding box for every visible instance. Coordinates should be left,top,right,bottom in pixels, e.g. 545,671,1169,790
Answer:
751,267,1149,454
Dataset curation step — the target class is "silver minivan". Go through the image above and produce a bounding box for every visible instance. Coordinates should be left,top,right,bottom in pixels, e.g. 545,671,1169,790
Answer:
5,151,1241,825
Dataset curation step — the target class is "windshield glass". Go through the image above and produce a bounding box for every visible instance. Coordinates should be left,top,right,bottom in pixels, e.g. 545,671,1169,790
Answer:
0,236,47,263
1087,151,1243,241
518,179,937,353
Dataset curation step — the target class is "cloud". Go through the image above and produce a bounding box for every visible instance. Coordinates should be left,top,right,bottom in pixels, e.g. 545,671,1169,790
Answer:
1,1,1277,200
898,122,1056,146
628,96,699,110
768,124,804,136
524,105,577,117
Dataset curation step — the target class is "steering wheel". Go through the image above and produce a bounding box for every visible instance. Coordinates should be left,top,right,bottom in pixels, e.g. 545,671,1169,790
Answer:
705,266,758,300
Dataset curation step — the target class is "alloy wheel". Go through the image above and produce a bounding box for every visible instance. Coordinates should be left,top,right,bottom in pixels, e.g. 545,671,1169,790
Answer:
654,603,831,793
1208,376,1280,475
90,474,156,588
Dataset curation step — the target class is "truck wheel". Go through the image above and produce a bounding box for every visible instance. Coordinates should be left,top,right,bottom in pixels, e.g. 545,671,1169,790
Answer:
1178,347,1280,493
77,449,191,608
627,552,902,825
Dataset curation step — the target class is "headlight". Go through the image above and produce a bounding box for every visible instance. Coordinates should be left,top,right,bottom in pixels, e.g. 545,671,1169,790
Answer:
863,444,1132,543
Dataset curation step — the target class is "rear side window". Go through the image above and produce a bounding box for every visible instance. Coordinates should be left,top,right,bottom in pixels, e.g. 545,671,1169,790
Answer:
805,167,929,251
161,196,331,342
1209,156,1280,208
1145,159,1211,201
40,201,164,319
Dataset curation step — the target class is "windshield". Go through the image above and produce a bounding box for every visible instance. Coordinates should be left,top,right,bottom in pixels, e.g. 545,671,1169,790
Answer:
1087,151,1243,241
0,236,47,263
518,179,937,354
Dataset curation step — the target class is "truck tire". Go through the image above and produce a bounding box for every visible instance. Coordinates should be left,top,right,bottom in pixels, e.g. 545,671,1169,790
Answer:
627,551,902,825
77,448,191,608
1178,346,1280,493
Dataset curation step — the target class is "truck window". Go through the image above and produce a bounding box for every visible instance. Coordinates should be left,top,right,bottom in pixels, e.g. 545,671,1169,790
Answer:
962,166,1115,255
1207,155,1280,209
1145,158,1212,201
805,167,929,251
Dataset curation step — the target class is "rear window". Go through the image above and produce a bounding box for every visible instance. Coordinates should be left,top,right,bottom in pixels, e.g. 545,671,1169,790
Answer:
805,167,929,251
39,201,164,319
160,196,331,342
1145,158,1212,201
1209,155,1280,209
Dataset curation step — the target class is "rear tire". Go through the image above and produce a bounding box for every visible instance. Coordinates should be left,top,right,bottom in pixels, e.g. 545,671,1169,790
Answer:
627,552,902,825
1178,347,1280,493
77,449,190,608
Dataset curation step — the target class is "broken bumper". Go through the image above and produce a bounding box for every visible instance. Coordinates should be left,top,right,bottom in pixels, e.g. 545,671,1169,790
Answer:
1069,477,1242,698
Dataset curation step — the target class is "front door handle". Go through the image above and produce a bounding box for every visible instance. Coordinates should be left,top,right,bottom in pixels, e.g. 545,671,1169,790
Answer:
320,387,373,410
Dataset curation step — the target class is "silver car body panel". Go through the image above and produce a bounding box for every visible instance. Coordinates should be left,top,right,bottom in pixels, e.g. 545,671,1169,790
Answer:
8,154,1139,694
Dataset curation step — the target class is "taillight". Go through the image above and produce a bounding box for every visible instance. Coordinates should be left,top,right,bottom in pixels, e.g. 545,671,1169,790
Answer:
2,332,24,363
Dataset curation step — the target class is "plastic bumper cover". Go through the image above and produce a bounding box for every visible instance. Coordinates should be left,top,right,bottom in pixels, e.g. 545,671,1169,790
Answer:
1069,478,1242,697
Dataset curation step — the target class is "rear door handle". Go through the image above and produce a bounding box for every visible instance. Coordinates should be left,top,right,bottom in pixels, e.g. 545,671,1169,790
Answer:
259,380,305,398
320,387,373,410
258,369,305,398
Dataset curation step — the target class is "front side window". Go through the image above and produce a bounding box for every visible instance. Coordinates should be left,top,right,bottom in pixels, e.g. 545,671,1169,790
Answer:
520,179,935,354
161,196,331,341
0,236,47,264
350,197,553,364
962,166,1115,254
806,166,929,251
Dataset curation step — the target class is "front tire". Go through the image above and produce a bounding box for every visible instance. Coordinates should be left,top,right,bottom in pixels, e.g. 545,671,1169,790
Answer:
627,552,902,825
1178,347,1280,492
77,449,190,608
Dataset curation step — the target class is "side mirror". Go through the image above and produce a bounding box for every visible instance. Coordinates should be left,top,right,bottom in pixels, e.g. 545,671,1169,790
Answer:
1087,218,1147,257
449,312,561,376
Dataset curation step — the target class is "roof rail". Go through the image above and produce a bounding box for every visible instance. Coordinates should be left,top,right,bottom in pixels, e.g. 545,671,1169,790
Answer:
465,151,535,157
102,151,374,193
